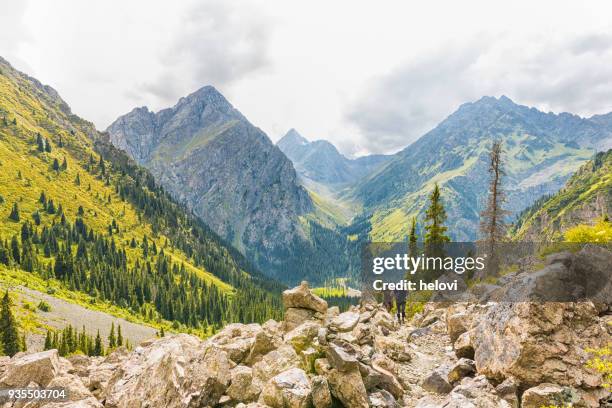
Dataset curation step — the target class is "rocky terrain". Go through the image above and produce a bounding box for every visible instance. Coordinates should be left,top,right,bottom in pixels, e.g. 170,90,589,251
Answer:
1,245,610,407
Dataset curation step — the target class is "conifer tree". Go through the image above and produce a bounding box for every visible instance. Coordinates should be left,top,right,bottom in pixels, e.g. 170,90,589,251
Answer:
0,291,21,356
10,235,20,264
44,330,52,350
424,183,450,244
52,158,60,171
408,216,418,256
108,323,116,348
117,325,123,347
93,330,103,356
61,157,67,170
9,202,20,222
44,138,52,152
36,133,45,152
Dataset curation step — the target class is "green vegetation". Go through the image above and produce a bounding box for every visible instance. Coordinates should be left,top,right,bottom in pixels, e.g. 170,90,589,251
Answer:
43,323,130,357
0,54,282,341
0,290,23,356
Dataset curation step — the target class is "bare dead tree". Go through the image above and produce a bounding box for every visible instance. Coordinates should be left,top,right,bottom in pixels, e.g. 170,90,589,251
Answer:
478,140,509,277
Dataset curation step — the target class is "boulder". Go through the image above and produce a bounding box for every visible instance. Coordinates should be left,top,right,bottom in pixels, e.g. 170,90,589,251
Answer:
446,311,469,343
326,343,359,372
283,282,328,314
453,331,474,359
252,344,301,388
284,308,319,332
210,323,262,364
521,383,578,408
368,389,400,408
447,358,476,383
259,367,312,408
311,375,332,408
370,360,404,399
374,335,411,362
0,349,61,387
421,368,452,394
103,334,231,408
227,365,261,403
327,367,369,408
495,377,519,407
284,321,321,353
43,397,104,407
442,375,511,407
328,312,360,332
245,320,283,364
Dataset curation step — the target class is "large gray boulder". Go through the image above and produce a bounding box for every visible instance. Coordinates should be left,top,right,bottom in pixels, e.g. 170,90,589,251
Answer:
0,350,61,387
259,367,312,408
283,282,328,314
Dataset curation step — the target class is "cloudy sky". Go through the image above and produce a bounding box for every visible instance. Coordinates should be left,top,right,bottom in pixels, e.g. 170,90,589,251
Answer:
2,0,612,155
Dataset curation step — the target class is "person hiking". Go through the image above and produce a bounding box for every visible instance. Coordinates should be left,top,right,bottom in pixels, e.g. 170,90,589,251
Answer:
394,289,407,324
383,289,393,312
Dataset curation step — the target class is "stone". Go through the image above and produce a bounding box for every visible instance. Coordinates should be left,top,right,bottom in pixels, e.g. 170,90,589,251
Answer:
371,360,404,399
245,320,283,364
421,368,452,394
311,375,332,408
446,311,469,343
368,389,399,408
327,367,369,408
328,311,360,332
447,358,476,383
103,334,231,408
210,323,262,364
227,365,261,403
43,397,104,407
282,282,328,314
284,308,318,332
326,343,359,372
453,331,474,359
374,335,411,362
0,349,61,387
252,344,300,388
495,377,518,407
521,383,579,408
259,367,312,408
284,321,321,353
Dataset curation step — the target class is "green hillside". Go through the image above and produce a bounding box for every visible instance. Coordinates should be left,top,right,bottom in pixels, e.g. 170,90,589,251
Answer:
513,149,612,241
0,57,282,339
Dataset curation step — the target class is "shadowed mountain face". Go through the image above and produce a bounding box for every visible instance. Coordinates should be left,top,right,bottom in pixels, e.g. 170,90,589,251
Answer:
277,129,390,186
107,87,332,282
349,96,612,241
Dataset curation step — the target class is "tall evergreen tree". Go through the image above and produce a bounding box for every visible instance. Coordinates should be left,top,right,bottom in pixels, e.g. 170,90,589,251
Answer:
52,158,60,171
0,291,21,356
9,202,20,222
479,140,508,277
36,133,45,152
44,138,52,153
93,330,103,356
424,183,450,244
117,325,123,347
108,322,116,348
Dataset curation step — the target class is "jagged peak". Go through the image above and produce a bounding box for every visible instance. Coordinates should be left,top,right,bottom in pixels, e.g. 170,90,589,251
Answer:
278,128,309,146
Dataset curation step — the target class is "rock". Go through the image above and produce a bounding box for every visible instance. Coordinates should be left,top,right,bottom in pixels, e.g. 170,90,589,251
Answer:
227,365,261,403
103,334,231,408
545,251,573,267
443,375,511,407
259,367,312,408
446,311,469,343
284,321,321,353
245,320,283,364
327,367,369,408
311,375,332,408
453,331,474,359
421,368,452,394
326,343,359,372
284,308,319,332
370,360,404,399
300,347,320,373
447,358,476,383
471,301,610,387
521,383,578,408
328,312,360,332
368,389,399,407
495,377,518,407
283,282,328,314
374,335,411,362
43,397,104,407
371,310,396,332
0,349,61,387
314,358,332,376
47,373,94,402
252,344,300,388
317,327,328,346
210,323,262,364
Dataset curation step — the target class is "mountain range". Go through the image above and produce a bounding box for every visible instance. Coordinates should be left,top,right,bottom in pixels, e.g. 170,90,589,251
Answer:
107,87,348,284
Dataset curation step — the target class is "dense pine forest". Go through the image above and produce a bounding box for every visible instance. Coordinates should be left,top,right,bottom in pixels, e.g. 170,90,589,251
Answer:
0,57,283,342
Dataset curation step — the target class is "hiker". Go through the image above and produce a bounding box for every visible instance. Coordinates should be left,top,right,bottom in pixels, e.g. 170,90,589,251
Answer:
383,289,393,312
394,289,407,324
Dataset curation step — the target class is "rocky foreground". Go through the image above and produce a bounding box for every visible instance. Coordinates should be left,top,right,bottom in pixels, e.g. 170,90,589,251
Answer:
1,246,611,407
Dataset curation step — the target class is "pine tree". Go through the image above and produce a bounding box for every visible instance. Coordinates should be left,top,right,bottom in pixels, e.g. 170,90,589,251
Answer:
479,140,509,277
45,138,52,153
160,327,165,337
408,217,418,257
108,323,116,348
52,158,60,171
44,330,52,350
75,173,81,186
10,235,20,264
93,330,103,356
117,325,123,347
36,133,45,152
424,183,450,244
9,202,20,222
0,291,21,356
61,157,67,170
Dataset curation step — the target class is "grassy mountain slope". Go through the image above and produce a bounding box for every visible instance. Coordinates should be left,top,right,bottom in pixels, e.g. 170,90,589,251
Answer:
0,57,282,341
347,96,610,241
513,149,612,241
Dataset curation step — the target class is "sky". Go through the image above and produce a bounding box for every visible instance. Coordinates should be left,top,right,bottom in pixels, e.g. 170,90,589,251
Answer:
2,0,612,156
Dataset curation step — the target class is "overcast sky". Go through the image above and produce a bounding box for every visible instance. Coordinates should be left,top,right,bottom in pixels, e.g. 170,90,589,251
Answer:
3,0,612,156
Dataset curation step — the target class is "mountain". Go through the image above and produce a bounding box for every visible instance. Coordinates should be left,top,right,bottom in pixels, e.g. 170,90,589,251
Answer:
0,56,282,342
347,96,612,241
277,129,390,187
107,88,347,283
513,148,612,240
